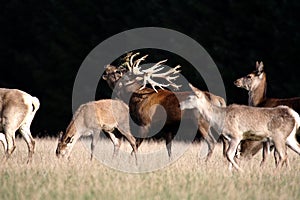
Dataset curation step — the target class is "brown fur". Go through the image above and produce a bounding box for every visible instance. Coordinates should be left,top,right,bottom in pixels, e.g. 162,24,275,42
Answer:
103,65,226,160
235,61,300,164
181,84,300,171
56,99,137,161
0,88,40,163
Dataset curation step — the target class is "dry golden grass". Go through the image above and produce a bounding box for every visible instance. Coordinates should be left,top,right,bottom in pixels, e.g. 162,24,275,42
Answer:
0,138,300,200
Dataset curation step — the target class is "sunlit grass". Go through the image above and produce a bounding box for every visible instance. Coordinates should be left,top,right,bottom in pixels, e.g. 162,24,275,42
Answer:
0,138,300,199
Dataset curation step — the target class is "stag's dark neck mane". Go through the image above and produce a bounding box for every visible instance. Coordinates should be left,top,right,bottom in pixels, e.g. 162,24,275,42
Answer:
248,73,267,106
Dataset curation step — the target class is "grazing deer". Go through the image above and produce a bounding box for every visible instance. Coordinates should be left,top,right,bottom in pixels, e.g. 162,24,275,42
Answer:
180,84,300,172
0,88,40,163
103,52,226,160
56,99,137,162
234,61,300,165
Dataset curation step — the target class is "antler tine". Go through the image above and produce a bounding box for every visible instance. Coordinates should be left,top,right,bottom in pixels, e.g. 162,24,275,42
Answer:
152,65,181,78
121,53,182,92
151,65,182,87
133,55,148,67
129,52,140,66
132,55,148,75
169,83,182,90
123,52,141,72
139,73,170,93
142,59,168,74
139,72,182,93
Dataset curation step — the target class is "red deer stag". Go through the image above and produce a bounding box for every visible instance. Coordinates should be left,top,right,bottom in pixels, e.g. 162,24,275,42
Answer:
0,88,40,163
234,61,300,165
180,84,300,172
56,99,137,162
103,52,226,160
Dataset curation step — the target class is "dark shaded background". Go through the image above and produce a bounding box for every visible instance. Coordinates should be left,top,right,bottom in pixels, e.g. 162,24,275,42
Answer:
1,0,300,137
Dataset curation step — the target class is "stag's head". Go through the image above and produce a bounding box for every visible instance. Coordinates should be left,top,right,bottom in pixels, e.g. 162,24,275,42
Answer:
234,61,265,91
102,52,182,94
102,65,127,89
56,126,78,158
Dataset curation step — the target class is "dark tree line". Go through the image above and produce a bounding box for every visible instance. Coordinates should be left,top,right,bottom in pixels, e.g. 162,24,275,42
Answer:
1,0,300,136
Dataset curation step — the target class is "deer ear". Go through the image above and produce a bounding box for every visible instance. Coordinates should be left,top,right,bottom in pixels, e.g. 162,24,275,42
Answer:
59,131,63,138
257,61,264,73
189,83,200,93
256,61,260,69
57,131,63,142
189,83,203,97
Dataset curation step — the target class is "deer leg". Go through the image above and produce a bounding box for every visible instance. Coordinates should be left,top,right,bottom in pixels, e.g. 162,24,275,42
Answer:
130,125,148,156
135,138,143,152
274,148,279,167
0,133,7,152
226,138,243,172
260,140,271,167
135,125,150,150
165,131,173,159
221,135,228,158
131,125,150,156
198,118,215,161
106,131,121,158
4,129,16,161
283,145,289,168
273,140,287,169
121,131,138,164
199,125,215,162
90,131,100,161
19,125,35,164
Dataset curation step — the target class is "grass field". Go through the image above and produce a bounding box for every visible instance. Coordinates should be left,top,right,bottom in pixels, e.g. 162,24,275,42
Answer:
0,138,300,200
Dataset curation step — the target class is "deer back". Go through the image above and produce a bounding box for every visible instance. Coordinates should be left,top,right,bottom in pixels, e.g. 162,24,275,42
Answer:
224,105,295,139
0,88,38,131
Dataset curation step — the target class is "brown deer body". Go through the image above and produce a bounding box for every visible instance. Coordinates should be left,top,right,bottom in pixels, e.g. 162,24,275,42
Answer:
103,53,226,160
234,61,300,164
129,88,225,159
0,88,40,163
180,84,300,172
56,99,137,161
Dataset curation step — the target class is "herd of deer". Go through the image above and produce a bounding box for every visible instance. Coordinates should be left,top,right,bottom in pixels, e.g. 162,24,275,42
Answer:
1,52,300,172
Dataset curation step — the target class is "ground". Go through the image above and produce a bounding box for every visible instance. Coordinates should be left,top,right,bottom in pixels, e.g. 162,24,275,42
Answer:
0,138,299,199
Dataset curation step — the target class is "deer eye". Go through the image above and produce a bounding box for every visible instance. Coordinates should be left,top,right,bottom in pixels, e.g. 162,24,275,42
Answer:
246,75,252,79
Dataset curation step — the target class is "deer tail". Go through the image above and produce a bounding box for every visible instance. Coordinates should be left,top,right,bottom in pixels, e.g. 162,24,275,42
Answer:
31,96,40,113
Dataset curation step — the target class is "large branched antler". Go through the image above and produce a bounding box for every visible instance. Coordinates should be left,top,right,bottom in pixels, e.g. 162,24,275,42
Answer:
123,52,182,92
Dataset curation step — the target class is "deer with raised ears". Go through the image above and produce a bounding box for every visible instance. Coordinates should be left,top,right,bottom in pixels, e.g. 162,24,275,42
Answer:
0,88,40,163
180,84,300,172
234,61,300,165
234,61,300,109
102,52,226,160
56,99,137,162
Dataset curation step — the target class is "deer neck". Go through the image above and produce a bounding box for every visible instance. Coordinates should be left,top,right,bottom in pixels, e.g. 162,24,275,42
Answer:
114,78,142,103
248,75,267,106
198,99,226,133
